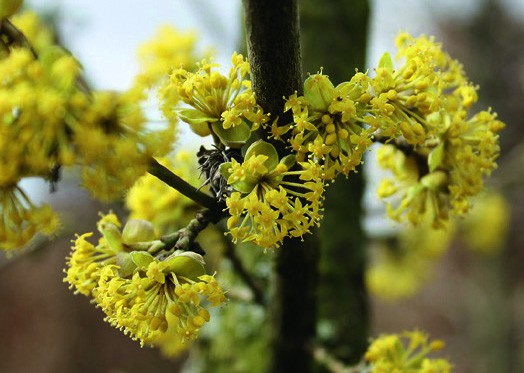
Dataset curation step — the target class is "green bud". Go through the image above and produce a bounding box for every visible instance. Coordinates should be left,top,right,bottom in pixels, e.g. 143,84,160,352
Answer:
211,121,251,148
98,221,124,253
428,143,445,172
280,154,296,170
130,251,155,270
165,251,206,280
421,171,448,190
231,179,257,193
304,73,335,112
219,161,233,180
178,108,214,136
0,0,23,19
244,140,279,171
378,52,393,70
122,219,156,244
116,252,138,278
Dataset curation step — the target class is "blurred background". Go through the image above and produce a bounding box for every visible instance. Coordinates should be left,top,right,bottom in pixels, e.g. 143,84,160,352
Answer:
1,0,523,372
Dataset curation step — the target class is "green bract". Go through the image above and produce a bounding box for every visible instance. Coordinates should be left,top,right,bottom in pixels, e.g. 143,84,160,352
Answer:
244,140,279,171
378,52,393,70
122,219,156,244
165,251,206,280
211,121,251,148
220,140,296,194
304,73,336,112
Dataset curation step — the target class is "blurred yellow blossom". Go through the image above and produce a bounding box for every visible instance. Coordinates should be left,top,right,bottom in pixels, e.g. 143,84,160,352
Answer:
126,151,200,234
0,185,60,251
367,221,454,300
460,191,510,254
372,34,504,227
12,11,54,51
365,330,452,372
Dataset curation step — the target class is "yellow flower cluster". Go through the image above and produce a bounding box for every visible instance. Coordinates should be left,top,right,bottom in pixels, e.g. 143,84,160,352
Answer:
160,53,269,146
0,47,82,186
126,151,200,234
12,11,54,51
0,43,82,248
75,89,176,201
65,213,226,348
365,330,452,373
222,141,324,248
279,72,373,179
131,25,205,100
372,34,504,227
366,221,454,300
459,190,509,255
367,34,468,140
0,15,179,249
0,185,59,252
275,33,502,227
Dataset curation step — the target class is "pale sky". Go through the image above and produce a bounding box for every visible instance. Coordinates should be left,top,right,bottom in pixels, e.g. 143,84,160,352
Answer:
27,0,242,90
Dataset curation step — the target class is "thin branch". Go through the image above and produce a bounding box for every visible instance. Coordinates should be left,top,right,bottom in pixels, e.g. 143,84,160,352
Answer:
148,157,224,214
0,19,37,57
223,237,265,307
172,209,215,251
312,344,364,373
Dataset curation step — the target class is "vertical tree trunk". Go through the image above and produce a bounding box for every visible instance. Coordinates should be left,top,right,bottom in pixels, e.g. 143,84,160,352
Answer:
300,0,370,364
243,1,319,372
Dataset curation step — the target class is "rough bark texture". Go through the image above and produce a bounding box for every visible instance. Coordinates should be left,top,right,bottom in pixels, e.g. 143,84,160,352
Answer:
243,0,303,113
271,234,320,373
243,1,319,372
300,0,371,365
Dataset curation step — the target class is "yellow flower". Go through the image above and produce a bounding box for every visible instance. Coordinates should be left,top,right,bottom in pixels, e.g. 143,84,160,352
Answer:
366,330,451,372
222,141,324,248
160,53,268,146
64,212,124,296
65,213,226,348
282,72,373,180
76,90,176,201
0,184,60,251
131,25,206,102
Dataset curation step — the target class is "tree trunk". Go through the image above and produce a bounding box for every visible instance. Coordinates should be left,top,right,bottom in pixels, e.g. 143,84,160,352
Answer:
243,1,319,372
300,0,370,364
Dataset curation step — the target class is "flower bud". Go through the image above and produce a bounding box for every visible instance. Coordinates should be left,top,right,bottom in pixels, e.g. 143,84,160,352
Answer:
122,219,156,244
421,171,448,190
165,251,206,280
304,73,335,112
0,0,23,19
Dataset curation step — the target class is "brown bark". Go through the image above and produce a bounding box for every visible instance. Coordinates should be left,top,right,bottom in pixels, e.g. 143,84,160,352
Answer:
243,1,319,372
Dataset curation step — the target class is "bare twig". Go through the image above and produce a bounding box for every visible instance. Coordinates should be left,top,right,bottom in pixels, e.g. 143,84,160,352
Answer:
148,157,224,214
223,237,265,306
